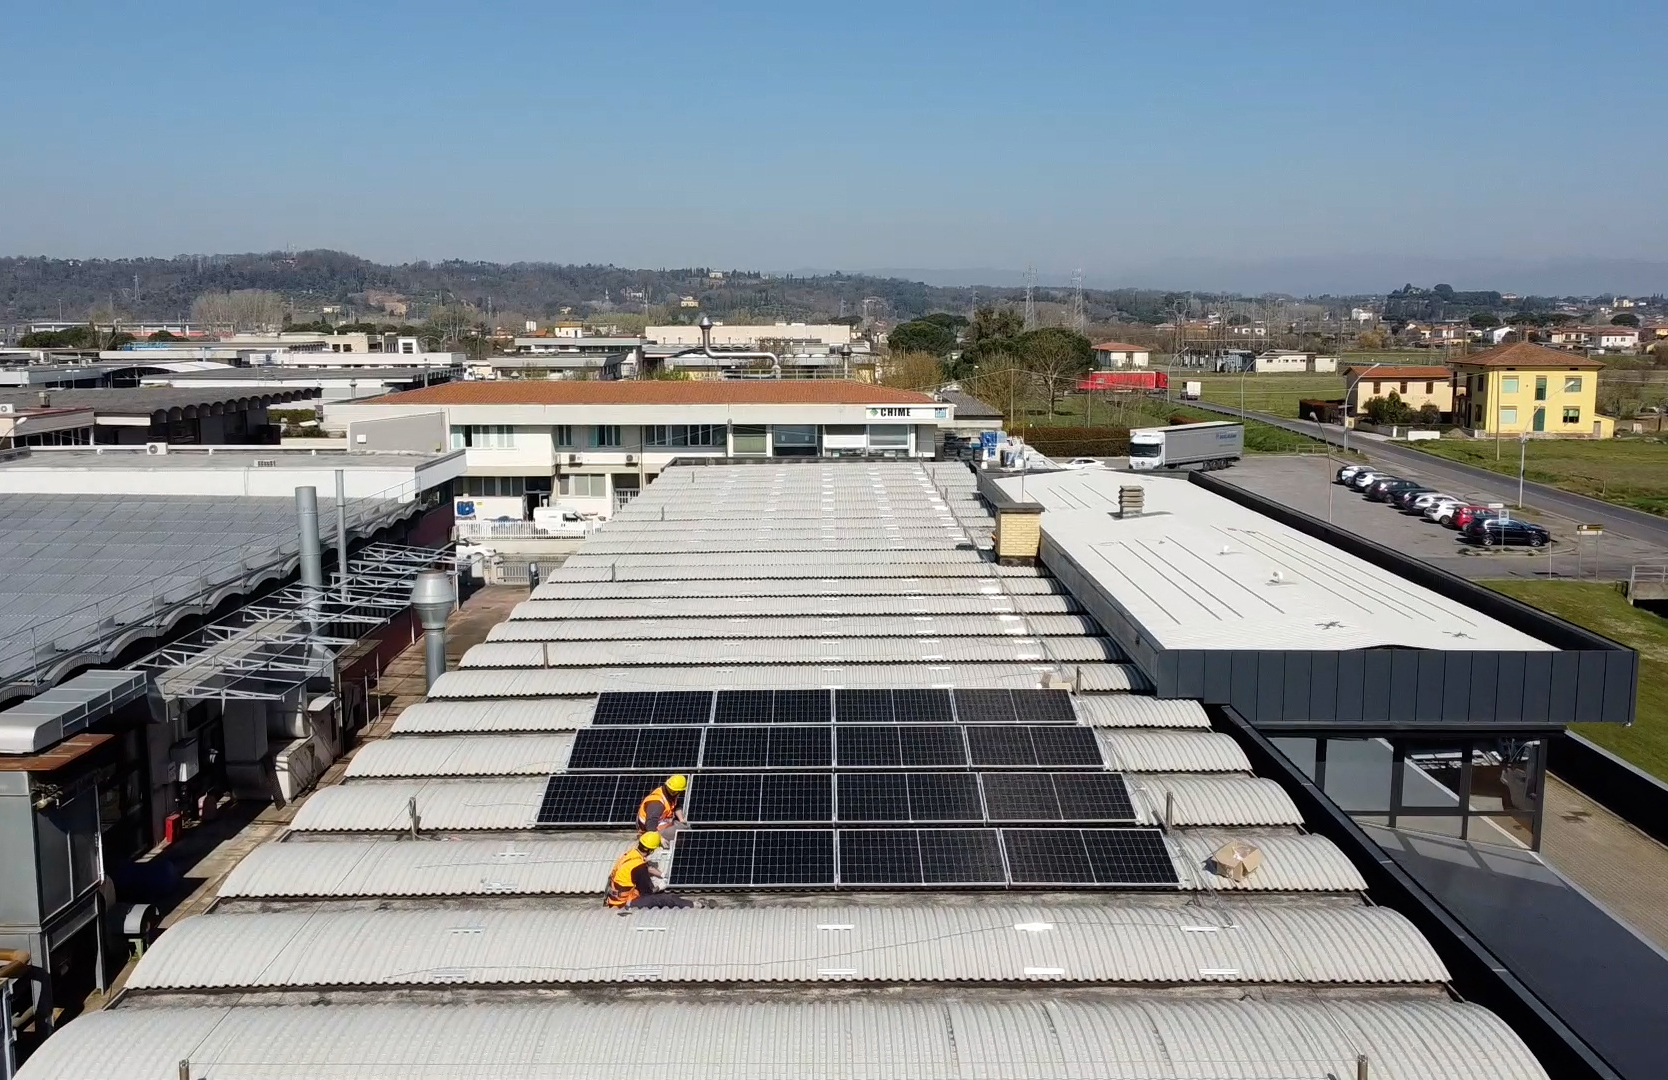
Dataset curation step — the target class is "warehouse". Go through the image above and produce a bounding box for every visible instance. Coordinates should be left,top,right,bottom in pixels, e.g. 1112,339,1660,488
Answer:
16,459,1554,1080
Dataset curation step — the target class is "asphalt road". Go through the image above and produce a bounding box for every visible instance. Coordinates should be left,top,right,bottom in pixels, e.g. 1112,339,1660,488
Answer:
1180,397,1668,551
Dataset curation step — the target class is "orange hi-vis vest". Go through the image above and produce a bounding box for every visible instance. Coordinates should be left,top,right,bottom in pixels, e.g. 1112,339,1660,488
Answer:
636,786,677,832
606,847,649,908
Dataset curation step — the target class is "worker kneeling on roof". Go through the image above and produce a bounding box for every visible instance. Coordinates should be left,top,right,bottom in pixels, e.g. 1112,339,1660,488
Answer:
606,832,693,910
636,774,688,839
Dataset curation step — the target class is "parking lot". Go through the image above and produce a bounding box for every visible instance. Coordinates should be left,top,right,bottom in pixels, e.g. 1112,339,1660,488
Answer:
1219,455,1668,581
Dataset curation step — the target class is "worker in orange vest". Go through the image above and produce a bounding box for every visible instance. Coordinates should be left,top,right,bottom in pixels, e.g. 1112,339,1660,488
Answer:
636,774,688,839
605,832,692,909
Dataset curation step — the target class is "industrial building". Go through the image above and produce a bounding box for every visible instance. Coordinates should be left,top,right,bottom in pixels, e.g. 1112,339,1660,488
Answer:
0,388,314,446
15,457,1613,1079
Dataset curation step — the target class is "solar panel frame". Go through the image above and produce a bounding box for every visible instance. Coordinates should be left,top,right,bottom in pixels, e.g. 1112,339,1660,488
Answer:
906,773,984,822
610,774,665,822
1053,773,1137,822
920,828,1007,884
892,688,953,724
701,726,768,768
951,689,1017,724
633,727,705,769
535,774,620,824
667,831,755,886
754,830,835,885
966,726,1036,767
686,773,763,823
1001,828,1096,884
713,690,772,725
836,829,923,884
768,726,833,767
1029,726,1103,767
836,772,910,822
566,729,642,770
773,689,833,724
979,773,1062,822
1011,690,1078,725
835,689,894,724
1082,828,1178,886
760,773,833,823
898,725,967,767
836,725,901,767
592,692,657,726
652,691,714,724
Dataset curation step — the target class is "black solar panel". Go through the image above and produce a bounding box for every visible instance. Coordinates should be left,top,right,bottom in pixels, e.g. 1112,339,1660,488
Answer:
966,726,1036,767
835,689,894,724
919,829,1006,884
836,773,910,821
701,726,768,768
567,728,641,770
837,726,901,767
1054,773,1136,822
1012,690,1078,725
667,831,754,886
838,830,922,884
686,774,762,822
899,725,966,767
535,775,619,824
774,690,832,724
610,775,665,822
754,830,835,884
760,773,833,822
980,773,1062,821
713,690,772,725
769,726,833,767
1082,829,1178,885
952,689,1017,724
892,689,953,724
1030,726,1103,767
591,692,656,726
907,773,984,821
633,728,704,769
1002,829,1096,884
653,691,713,725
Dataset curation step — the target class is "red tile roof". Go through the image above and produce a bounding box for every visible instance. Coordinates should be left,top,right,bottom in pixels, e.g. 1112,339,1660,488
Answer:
363,379,938,407
1343,365,1452,379
1451,342,1606,369
1092,341,1150,352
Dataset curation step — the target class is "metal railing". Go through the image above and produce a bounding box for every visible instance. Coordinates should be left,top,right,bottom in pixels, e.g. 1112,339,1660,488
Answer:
1628,564,1668,597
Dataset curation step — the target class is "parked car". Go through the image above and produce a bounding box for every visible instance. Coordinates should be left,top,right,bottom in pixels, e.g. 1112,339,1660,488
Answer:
1462,517,1551,548
1350,470,1393,491
1060,457,1107,470
1388,486,1436,510
1423,496,1465,523
1449,505,1500,530
1367,478,1423,502
1405,491,1457,515
1336,463,1370,484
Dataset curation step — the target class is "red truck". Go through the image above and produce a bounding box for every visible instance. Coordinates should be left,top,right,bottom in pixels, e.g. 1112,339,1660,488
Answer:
1077,370,1168,393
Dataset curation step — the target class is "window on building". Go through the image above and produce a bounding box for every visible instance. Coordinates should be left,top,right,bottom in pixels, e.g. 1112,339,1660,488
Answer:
732,425,767,455
591,425,622,448
558,474,607,498
1534,376,1547,401
868,424,910,449
1369,381,1380,395
1500,406,1518,425
459,476,527,497
1473,405,1483,422
450,425,515,449
1563,406,1581,424
1399,381,1408,394
1425,382,1434,394
1501,376,1519,394
553,425,575,447
771,425,819,456
1564,376,1583,394
645,424,724,448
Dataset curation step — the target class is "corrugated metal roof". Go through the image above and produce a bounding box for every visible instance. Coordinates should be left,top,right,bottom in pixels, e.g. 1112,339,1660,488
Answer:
218,838,619,899
1073,695,1212,728
1172,832,1369,893
564,549,987,569
344,734,575,778
509,594,1082,620
550,562,1040,583
126,903,1447,990
429,663,1146,697
289,780,546,832
459,637,1122,669
11,998,1551,1080
1095,730,1250,773
529,577,1067,599
390,698,595,734
487,614,1100,642
1128,774,1304,827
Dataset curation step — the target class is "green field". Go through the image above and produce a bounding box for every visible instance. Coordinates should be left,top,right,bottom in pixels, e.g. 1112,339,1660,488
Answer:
1414,437,1668,516
1040,392,1332,454
1484,580,1668,781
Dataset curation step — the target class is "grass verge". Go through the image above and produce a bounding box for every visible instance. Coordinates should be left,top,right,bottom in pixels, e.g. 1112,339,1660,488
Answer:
1415,437,1668,517
1483,579,1668,780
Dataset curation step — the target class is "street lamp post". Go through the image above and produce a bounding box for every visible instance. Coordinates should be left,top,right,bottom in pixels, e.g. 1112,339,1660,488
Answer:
1341,361,1385,458
1518,432,1528,508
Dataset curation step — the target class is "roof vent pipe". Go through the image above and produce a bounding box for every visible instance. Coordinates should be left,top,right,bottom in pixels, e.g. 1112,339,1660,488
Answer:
295,486,325,593
334,470,349,603
410,569,456,691
38,390,50,408
1357,1053,1369,1080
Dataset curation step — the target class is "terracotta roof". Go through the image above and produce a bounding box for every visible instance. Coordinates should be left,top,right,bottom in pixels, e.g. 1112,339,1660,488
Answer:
362,379,937,407
1451,342,1605,369
1092,341,1149,352
1344,365,1452,379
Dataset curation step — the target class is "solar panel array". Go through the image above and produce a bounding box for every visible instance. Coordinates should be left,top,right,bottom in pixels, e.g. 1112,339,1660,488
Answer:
588,688,1078,725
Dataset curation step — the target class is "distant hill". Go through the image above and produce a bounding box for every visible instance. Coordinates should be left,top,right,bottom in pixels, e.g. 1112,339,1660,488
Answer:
0,250,1221,327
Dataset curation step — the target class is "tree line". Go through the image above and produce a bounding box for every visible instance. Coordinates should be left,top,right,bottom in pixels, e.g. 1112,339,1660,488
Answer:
882,308,1095,419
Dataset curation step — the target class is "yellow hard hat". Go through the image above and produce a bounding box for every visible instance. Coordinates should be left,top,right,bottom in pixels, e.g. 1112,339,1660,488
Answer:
639,831,663,851
666,774,688,792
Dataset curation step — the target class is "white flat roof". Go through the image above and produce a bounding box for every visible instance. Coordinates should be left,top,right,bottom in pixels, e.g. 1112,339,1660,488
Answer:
995,469,1554,653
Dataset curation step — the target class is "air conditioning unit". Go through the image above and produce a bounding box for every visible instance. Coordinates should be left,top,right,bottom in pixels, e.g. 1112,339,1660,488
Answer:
625,454,637,464
0,403,14,414
568,454,581,465
145,441,169,456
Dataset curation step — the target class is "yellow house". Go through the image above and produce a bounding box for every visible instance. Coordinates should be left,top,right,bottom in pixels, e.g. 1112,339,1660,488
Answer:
1450,341,1613,438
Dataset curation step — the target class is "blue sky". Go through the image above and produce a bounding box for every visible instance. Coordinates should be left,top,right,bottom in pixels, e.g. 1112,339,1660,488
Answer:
5,0,1667,292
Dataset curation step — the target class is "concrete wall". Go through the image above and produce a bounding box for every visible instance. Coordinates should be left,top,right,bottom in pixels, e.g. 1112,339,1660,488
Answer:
348,410,448,454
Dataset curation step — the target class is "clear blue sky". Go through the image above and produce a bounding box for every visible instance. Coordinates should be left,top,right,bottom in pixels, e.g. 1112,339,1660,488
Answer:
6,0,1667,292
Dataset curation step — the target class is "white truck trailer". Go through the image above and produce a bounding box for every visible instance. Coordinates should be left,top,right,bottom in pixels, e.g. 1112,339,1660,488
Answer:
1127,420,1244,471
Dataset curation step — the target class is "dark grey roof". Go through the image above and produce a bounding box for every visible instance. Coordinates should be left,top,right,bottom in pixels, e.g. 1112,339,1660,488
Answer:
938,388,1003,420
0,386,314,416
